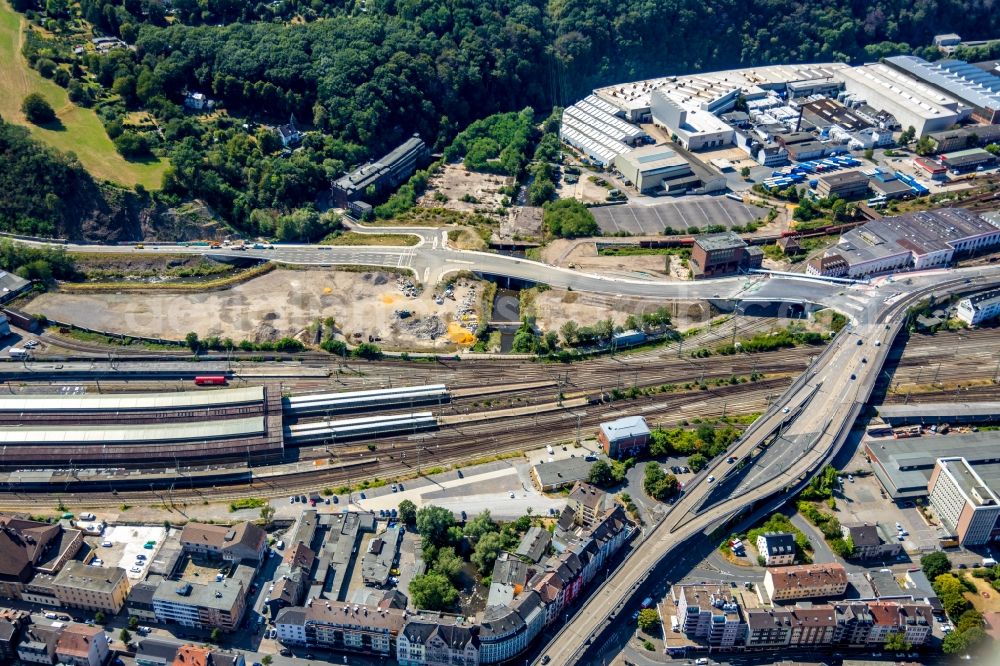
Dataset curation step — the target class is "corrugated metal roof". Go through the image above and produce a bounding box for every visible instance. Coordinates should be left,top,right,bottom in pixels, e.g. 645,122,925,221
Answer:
0,416,265,444
0,386,263,412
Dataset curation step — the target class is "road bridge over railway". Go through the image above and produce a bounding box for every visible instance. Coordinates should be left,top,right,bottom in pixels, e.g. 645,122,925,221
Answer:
536,267,1000,666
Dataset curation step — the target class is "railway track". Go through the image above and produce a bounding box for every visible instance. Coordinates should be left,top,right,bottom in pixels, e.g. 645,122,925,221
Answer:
6,322,1000,507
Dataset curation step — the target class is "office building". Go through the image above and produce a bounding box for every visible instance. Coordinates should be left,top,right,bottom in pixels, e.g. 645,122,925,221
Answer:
814,170,870,200
928,124,1000,153
597,416,650,458
332,136,429,205
928,457,1000,545
52,562,129,614
884,56,1000,124
763,563,848,602
835,63,968,136
690,232,763,279
957,288,1000,325
180,522,267,564
756,533,796,566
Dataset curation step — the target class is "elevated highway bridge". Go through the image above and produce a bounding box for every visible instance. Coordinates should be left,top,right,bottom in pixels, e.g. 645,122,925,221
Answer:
538,268,1000,666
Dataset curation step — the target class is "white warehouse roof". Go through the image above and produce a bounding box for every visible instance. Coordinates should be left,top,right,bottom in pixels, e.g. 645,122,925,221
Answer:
0,386,263,411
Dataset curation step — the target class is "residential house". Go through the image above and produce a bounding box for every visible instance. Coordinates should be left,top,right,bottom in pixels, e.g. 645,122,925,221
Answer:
55,624,110,666
841,523,902,560
179,522,267,564
756,533,796,566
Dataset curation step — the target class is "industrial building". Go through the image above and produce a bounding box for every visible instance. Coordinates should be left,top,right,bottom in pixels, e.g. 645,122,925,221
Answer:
594,63,848,123
809,208,1000,278
690,232,764,279
956,288,1000,325
868,172,914,201
613,145,691,193
0,272,30,305
834,63,969,136
865,430,1000,499
928,457,1000,546
877,401,1000,426
800,98,871,132
939,147,998,173
884,56,1000,124
928,124,1000,152
559,95,645,166
814,170,870,200
331,135,429,205
649,88,736,152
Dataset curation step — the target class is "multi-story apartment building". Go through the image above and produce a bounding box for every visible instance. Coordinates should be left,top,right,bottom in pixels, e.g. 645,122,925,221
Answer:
52,562,130,614
763,563,848,602
866,602,932,646
55,624,110,666
152,565,252,631
673,585,744,649
928,457,1000,546
17,624,62,665
396,619,480,666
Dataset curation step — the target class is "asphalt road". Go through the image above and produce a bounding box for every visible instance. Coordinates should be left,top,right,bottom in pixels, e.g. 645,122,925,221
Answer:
536,266,1000,666
23,231,847,306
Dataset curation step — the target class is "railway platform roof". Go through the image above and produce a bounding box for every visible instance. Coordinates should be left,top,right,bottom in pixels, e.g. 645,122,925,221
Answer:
0,416,265,444
0,386,264,412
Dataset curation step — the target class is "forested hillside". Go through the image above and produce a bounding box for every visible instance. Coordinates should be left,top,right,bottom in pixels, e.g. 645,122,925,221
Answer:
8,0,1000,236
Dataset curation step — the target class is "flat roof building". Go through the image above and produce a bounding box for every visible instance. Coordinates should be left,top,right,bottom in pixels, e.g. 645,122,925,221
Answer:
361,527,401,588
865,431,1000,499
835,63,969,136
940,147,998,172
884,56,1000,124
650,88,735,152
928,457,1000,546
814,208,1000,278
690,232,763,279
613,145,692,194
530,457,597,492
152,564,253,631
597,415,650,458
814,170,870,200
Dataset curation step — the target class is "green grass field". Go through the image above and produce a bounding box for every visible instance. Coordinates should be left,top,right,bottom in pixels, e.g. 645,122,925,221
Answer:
0,1,167,189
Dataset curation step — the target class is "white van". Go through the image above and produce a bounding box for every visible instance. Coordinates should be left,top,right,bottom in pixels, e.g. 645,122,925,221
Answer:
8,347,28,360
79,512,95,521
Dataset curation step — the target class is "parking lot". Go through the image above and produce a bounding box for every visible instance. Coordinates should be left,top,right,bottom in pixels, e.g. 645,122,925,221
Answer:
835,468,941,555
101,524,168,580
592,198,768,235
